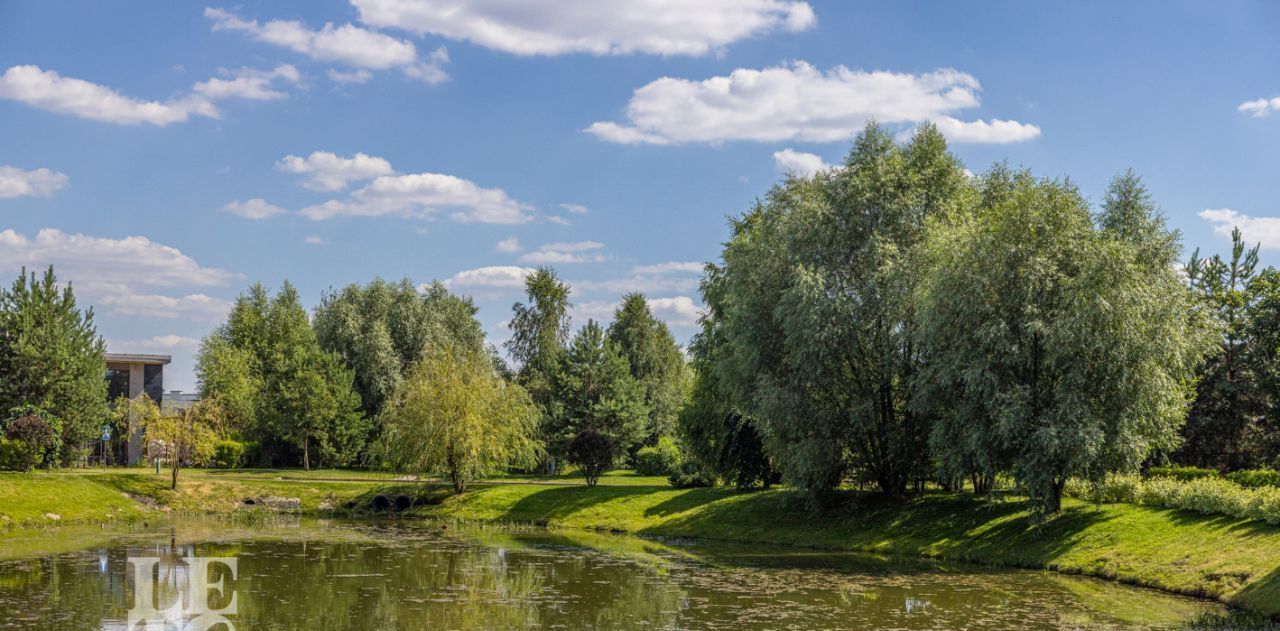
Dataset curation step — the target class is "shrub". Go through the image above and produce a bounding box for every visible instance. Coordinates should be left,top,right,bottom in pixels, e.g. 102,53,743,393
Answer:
1065,473,1142,504
1066,473,1280,526
1226,468,1280,489
634,436,682,476
1147,465,1218,481
4,413,60,470
212,439,247,469
0,438,30,471
668,461,716,488
567,429,616,487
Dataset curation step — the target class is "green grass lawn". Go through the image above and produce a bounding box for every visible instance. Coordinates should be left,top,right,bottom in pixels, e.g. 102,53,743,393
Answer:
0,471,153,526
3,468,1280,616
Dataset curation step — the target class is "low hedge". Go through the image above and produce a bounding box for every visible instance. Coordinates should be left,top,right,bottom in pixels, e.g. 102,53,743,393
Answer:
1066,473,1280,525
1225,468,1280,489
1147,465,1219,481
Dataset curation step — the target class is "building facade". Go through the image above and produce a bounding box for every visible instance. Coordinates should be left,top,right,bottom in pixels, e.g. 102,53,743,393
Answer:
104,353,170,465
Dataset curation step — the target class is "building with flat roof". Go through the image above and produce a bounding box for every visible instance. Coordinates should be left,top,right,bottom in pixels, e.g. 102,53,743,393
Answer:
105,353,170,465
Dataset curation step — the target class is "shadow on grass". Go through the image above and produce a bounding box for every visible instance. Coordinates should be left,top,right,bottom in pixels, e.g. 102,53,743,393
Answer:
1229,563,1280,616
637,489,1114,569
498,484,675,524
90,472,172,502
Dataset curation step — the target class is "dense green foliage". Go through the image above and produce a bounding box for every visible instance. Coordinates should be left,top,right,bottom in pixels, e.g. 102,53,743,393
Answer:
505,267,573,471
549,321,647,485
380,343,541,493
1,408,61,471
700,124,966,501
313,278,486,424
1149,466,1220,481
682,124,1217,512
1178,229,1280,470
0,267,106,464
1226,468,1280,488
633,436,682,476
197,282,367,469
917,168,1212,511
606,294,689,447
212,439,247,469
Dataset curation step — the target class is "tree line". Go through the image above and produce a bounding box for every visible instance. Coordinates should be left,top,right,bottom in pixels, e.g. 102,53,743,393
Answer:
3,123,1279,514
191,273,689,491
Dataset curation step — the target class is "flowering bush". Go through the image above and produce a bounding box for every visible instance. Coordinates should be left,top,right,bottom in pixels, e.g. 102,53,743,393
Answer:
1066,473,1280,526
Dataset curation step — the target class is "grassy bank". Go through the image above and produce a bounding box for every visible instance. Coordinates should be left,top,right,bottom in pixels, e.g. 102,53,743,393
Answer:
2,469,1279,616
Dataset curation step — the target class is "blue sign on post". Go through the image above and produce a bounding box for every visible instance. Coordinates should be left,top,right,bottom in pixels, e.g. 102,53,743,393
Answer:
101,425,111,442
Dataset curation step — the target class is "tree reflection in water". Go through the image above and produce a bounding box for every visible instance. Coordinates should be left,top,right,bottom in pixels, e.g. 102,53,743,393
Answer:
0,518,1237,630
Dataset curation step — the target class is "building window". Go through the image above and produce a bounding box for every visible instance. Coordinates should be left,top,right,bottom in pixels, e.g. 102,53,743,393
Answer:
105,368,129,402
144,364,164,404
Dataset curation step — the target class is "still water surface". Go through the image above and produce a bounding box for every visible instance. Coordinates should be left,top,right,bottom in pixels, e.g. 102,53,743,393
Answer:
0,517,1229,630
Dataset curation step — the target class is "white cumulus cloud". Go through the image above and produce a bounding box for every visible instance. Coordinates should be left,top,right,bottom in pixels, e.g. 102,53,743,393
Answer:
632,261,704,275
0,165,69,198
647,296,703,326
220,198,288,220
351,0,814,57
496,236,521,253
1239,96,1280,117
0,228,236,320
299,171,533,224
1199,208,1280,250
560,203,589,214
0,65,218,126
327,68,373,84
0,63,306,126
107,335,202,351
519,241,606,264
445,265,536,290
586,62,1040,145
569,296,702,328
772,148,829,176
205,7,449,84
277,151,394,191
193,64,300,101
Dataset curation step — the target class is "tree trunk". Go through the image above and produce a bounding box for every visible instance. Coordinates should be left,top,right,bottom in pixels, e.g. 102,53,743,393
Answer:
303,433,310,471
1046,478,1065,513
171,463,179,490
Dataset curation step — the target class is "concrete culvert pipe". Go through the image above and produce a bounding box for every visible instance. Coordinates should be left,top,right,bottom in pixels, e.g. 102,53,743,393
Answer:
242,498,257,506
393,495,413,511
370,494,392,511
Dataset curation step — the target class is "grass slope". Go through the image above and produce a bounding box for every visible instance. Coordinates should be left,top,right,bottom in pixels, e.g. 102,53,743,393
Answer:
0,471,153,526
2,470,1279,615
411,484,1280,615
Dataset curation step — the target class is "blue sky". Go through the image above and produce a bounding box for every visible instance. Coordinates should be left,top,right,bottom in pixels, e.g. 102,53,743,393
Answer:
2,1,1279,391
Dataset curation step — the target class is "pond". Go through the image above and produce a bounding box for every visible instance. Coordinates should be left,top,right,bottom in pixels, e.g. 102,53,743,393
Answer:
0,517,1231,630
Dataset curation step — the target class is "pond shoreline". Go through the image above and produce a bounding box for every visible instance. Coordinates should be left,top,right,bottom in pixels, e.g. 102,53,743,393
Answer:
3,470,1279,618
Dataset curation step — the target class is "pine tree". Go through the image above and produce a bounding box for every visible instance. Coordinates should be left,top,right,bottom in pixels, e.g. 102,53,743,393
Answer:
606,293,688,446
0,267,107,464
550,321,647,485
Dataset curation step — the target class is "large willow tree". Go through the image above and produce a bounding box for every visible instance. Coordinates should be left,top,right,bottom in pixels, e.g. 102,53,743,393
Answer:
704,123,970,500
915,168,1214,511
